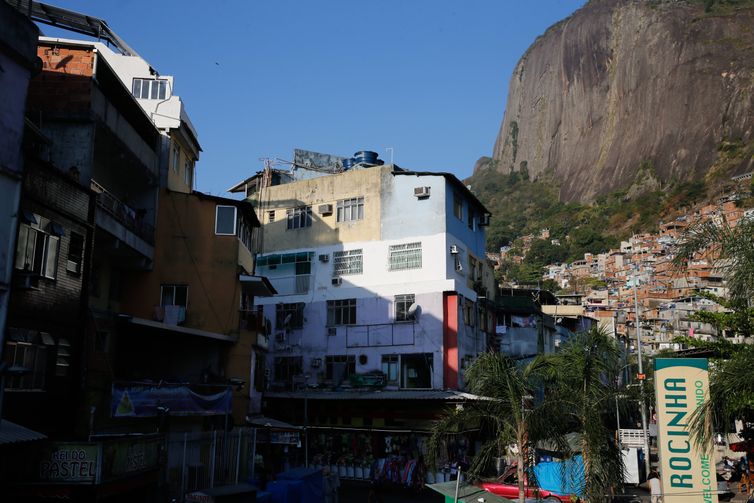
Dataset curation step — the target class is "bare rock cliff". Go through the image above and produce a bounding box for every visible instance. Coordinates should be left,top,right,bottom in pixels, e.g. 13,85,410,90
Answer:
487,0,754,202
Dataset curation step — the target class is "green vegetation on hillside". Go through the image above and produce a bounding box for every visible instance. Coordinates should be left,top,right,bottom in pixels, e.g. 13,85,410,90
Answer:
468,158,714,284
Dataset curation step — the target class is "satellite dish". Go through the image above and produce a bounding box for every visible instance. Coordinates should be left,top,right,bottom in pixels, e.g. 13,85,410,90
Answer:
407,303,421,320
283,313,293,327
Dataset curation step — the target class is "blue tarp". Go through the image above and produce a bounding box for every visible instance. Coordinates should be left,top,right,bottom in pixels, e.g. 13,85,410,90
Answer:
111,382,232,417
276,467,324,503
533,455,585,497
267,479,303,503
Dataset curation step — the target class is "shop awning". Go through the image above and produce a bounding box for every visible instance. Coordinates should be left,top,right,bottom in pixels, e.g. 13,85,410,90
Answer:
246,415,302,430
263,389,489,401
0,419,47,445
239,275,277,296
120,316,237,343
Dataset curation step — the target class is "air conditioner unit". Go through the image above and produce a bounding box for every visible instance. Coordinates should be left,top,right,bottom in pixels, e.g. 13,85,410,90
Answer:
319,254,330,263
414,186,430,198
318,204,333,215
479,214,491,226
66,260,81,274
332,277,342,286
449,244,459,254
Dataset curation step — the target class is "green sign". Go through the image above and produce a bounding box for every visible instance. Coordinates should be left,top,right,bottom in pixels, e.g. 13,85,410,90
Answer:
37,443,101,484
654,358,717,503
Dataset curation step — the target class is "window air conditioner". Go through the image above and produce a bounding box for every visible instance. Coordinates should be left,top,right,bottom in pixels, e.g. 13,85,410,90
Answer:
319,254,330,263
332,277,342,286
449,244,459,255
318,204,333,215
479,214,491,226
414,186,430,198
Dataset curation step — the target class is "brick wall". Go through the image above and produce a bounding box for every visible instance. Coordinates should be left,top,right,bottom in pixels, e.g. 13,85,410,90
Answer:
27,44,94,115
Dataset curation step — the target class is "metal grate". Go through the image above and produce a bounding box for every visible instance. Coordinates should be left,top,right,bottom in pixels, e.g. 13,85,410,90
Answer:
333,249,363,276
389,242,422,271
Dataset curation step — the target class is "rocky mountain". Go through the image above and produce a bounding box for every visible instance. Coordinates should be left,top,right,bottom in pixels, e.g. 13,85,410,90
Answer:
479,0,754,203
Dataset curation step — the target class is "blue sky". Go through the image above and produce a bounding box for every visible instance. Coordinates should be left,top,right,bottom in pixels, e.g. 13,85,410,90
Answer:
39,1,585,197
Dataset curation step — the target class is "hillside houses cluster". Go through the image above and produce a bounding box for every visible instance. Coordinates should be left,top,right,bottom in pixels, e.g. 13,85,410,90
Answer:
513,190,754,354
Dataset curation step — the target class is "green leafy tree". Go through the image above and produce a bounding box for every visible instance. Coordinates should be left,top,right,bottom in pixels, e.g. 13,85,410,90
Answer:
541,327,625,502
429,353,561,503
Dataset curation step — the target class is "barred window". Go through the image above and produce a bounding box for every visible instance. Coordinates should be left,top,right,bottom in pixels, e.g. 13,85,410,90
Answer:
287,206,312,230
395,294,415,322
388,242,422,271
333,249,363,276
327,299,356,326
276,303,305,329
336,197,364,222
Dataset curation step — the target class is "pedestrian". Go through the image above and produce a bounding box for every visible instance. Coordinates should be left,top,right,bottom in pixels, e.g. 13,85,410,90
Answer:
648,470,662,503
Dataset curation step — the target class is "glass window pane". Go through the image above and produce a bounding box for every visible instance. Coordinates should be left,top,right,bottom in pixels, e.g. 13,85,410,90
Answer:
133,79,141,97
44,236,59,278
158,80,167,99
150,80,159,99
216,206,236,234
141,81,150,99
15,225,29,269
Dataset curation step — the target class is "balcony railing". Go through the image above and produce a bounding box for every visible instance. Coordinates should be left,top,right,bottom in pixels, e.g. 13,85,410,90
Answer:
91,179,155,244
343,322,416,348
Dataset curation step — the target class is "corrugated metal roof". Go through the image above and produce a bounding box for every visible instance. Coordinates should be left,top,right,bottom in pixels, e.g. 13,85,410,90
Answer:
264,389,488,401
0,419,47,445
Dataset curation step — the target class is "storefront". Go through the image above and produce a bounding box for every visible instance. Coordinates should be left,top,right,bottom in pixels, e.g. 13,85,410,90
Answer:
261,389,482,486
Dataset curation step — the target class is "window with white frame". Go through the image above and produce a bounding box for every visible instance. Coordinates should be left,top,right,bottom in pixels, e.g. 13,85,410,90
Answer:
286,206,312,230
215,205,237,235
14,213,61,279
388,242,422,271
327,299,356,326
161,284,188,307
381,355,399,385
395,294,415,322
67,232,84,275
453,193,463,220
172,144,180,173
132,78,168,100
184,159,193,188
333,249,363,276
336,197,364,222
276,303,304,329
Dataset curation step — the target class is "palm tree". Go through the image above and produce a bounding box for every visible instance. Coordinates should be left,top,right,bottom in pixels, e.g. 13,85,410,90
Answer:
542,326,625,502
428,352,558,503
674,217,754,445
674,217,754,309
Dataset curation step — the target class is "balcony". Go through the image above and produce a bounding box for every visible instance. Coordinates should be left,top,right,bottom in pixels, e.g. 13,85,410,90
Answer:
342,322,416,348
91,179,155,245
267,274,311,296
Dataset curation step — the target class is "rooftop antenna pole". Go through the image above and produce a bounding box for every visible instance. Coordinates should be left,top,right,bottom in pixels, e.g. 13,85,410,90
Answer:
385,147,394,165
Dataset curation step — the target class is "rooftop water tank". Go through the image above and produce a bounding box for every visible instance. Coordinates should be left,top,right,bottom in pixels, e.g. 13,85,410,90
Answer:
353,151,383,166
342,158,354,170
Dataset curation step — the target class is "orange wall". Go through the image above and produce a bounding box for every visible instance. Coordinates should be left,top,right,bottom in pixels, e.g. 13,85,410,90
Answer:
121,189,241,336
